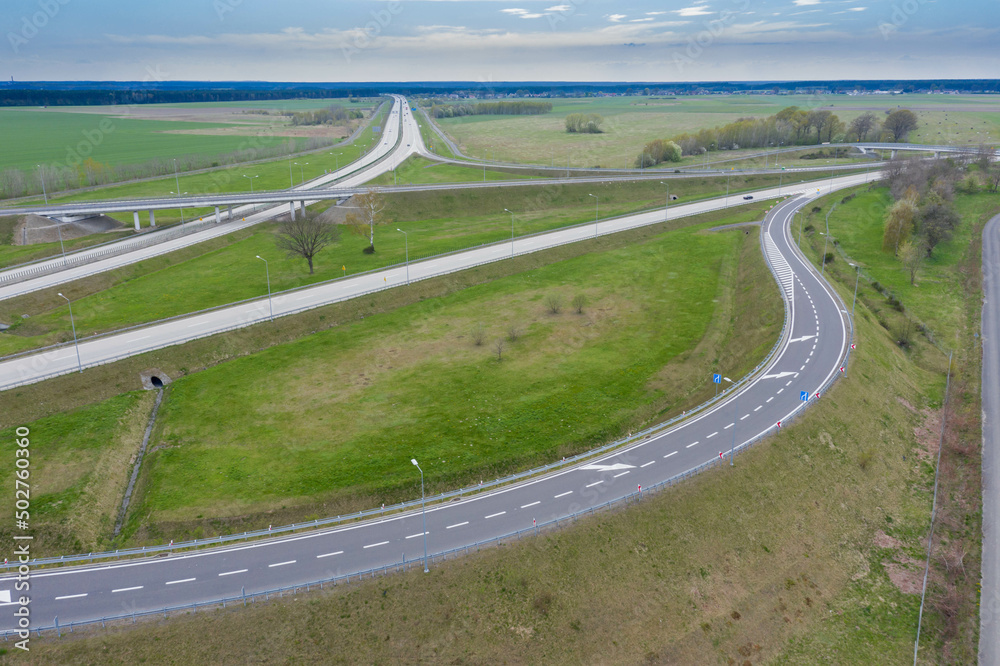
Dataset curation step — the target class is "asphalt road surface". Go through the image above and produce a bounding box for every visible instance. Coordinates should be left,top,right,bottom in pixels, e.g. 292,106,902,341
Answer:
980,213,1000,665
0,172,875,391
0,188,853,633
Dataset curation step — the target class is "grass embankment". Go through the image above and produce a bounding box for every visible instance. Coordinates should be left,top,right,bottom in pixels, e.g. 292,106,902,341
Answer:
366,154,531,186
18,243,947,664
0,203,777,554
796,183,998,662
0,172,830,355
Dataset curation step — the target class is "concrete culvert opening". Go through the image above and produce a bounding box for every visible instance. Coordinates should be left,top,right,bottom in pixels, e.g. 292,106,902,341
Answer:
150,376,164,388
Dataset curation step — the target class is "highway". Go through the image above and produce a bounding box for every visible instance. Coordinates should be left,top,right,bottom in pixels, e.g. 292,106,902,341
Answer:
0,172,874,391
0,181,855,633
981,213,1000,664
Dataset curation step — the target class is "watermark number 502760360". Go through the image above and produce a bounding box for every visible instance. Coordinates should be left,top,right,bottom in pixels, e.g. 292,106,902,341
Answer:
12,427,32,651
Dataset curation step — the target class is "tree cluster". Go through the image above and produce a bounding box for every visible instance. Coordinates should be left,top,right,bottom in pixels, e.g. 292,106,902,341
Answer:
565,113,604,134
634,139,683,168
289,105,364,126
428,101,553,118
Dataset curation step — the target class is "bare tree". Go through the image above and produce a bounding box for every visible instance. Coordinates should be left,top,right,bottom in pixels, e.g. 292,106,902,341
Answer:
975,143,996,174
544,294,563,314
899,239,923,285
493,337,506,361
848,112,878,142
572,294,587,314
343,188,387,253
506,324,522,342
883,109,918,142
471,322,486,346
275,215,339,274
989,165,1000,194
920,203,959,257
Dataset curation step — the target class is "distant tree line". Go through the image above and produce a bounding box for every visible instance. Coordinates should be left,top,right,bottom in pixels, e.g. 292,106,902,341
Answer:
0,89,384,107
290,104,365,126
427,101,553,118
0,137,336,200
634,105,920,166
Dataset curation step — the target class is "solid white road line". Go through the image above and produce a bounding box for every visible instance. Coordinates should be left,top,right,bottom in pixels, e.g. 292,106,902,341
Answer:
554,491,573,498
586,480,604,488
446,522,469,530
363,541,389,549
218,569,248,577
112,586,143,593
316,551,343,559
165,578,196,585
55,593,87,600
521,501,541,509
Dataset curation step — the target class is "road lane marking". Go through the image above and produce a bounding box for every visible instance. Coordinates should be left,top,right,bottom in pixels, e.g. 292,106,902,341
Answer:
268,560,296,568
640,461,655,468
166,578,196,585
485,511,506,519
405,532,427,540
521,501,541,509
724,423,734,429
740,414,749,420
363,541,389,549
754,405,762,411
613,471,630,478
112,586,143,593
554,491,573,498
218,569,247,577
446,522,469,529
777,389,784,394
767,397,774,403
586,480,604,488
186,322,208,328
707,432,718,438
316,551,343,558
786,380,794,386
665,451,678,458
126,335,151,343
55,593,87,600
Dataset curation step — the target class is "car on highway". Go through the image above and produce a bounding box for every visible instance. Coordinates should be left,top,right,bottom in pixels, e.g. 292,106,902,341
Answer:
743,195,754,200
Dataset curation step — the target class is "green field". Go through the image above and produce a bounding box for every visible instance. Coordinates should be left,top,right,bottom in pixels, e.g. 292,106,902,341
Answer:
0,108,312,172
367,155,530,186
0,173,812,354
434,94,1000,168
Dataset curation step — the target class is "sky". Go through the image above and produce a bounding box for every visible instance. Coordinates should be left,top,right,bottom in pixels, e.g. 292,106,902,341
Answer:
2,0,998,82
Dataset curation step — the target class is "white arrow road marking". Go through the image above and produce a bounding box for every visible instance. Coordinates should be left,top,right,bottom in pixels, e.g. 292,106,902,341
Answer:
579,463,635,472
762,371,799,380
788,335,816,343
0,590,10,603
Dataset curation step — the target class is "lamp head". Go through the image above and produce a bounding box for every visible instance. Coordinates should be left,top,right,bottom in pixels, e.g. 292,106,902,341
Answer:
411,458,418,466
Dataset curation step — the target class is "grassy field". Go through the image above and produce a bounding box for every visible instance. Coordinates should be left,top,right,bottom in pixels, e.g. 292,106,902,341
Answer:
366,154,530,186
435,94,1000,168
0,174,804,354
0,108,313,172
17,268,946,664
0,203,778,553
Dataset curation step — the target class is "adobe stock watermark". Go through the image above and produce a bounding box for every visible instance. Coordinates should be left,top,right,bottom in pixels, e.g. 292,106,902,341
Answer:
672,0,751,74
877,0,931,39
214,0,242,22
7,0,72,54
546,0,586,30
341,1,403,63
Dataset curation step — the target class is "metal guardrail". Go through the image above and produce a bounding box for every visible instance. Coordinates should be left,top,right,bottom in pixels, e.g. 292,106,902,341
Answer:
0,190,860,641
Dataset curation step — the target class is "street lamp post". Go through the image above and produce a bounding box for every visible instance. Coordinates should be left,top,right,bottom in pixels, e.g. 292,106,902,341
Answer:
822,203,838,277
725,173,731,208
660,181,669,221
850,263,861,317
288,159,294,188
243,175,259,213
256,256,273,321
36,165,48,204
57,293,82,374
170,191,188,225
588,193,599,238
397,229,409,284
55,221,67,265
411,459,429,573
294,162,308,185
504,209,515,257
330,152,341,170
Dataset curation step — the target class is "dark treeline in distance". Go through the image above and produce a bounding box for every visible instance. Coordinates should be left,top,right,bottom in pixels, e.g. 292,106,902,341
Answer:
424,100,553,118
290,104,366,126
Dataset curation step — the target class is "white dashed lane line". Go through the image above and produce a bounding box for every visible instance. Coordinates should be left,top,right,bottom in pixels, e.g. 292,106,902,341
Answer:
777,389,784,394
219,569,248,577
754,405,762,412
55,593,87,600
521,501,541,509
363,541,389,549
317,551,343,558
586,480,604,488
707,432,718,439
786,380,793,386
740,414,749,420
446,522,469,530
640,461,655,468
112,586,143,593
767,397,774,403
686,441,699,448
724,423,733,430
165,578,196,585
485,511,506,519
665,451,677,458
405,532,428,539
613,471,630,478
269,560,296,568
554,491,573,498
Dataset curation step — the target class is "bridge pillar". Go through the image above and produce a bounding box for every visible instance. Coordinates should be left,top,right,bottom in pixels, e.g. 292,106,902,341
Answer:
289,201,296,221
300,200,306,216
214,206,221,224
133,211,140,231
934,151,940,159
227,205,233,222
149,210,156,227
891,150,898,159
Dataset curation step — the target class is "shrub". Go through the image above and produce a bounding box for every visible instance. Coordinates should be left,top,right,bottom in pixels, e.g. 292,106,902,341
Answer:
572,294,587,314
471,323,486,346
544,294,564,314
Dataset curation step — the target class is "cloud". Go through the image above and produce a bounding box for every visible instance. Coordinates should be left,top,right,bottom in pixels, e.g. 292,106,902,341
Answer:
792,0,822,5
545,4,571,10
607,14,626,22
675,5,713,17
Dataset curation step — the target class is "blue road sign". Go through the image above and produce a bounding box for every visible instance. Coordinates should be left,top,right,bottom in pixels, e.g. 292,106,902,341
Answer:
713,373,722,384
800,390,809,401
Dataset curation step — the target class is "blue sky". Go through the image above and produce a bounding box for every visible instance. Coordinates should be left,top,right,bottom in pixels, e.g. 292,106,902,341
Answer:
2,0,997,82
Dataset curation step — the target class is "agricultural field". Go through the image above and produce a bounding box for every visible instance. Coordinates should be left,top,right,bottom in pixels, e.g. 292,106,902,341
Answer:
432,94,1000,168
